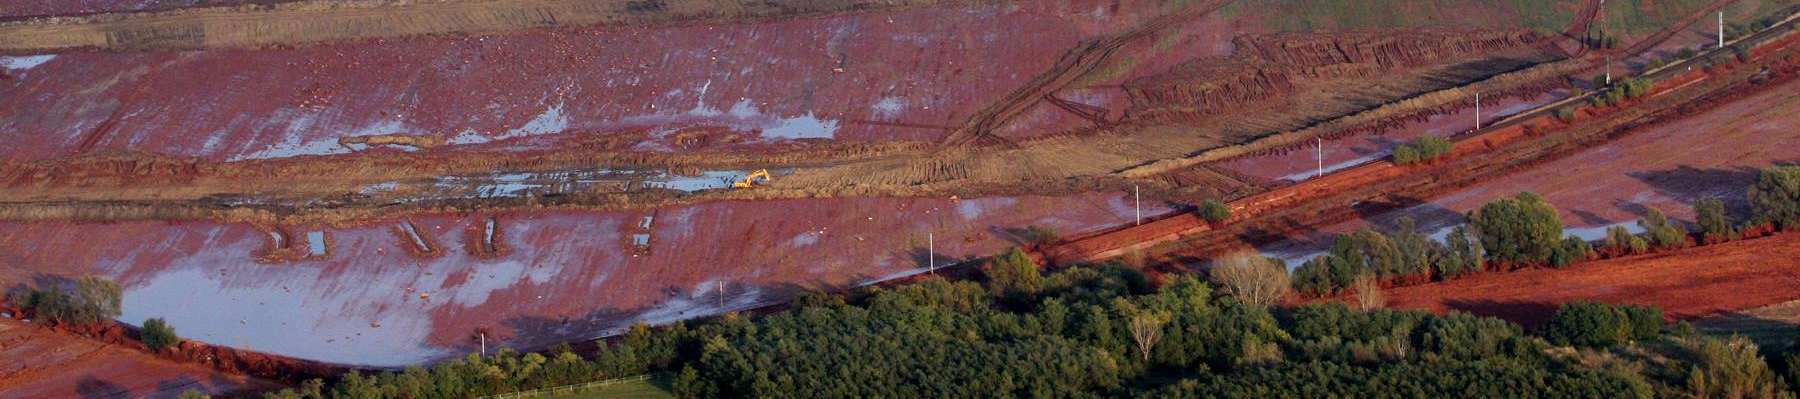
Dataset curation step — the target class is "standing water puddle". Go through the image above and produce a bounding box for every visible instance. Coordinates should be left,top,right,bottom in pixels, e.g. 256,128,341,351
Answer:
306,231,327,256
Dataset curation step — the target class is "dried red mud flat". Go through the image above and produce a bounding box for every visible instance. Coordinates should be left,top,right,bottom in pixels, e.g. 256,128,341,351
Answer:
0,2,1176,164
1256,73,1800,262
0,193,1160,366
0,0,246,19
1380,233,1800,329
0,319,274,398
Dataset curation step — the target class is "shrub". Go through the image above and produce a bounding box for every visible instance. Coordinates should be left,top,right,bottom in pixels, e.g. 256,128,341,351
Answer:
986,247,1044,298
1549,237,1593,267
1785,352,1800,392
1749,166,1800,230
1628,235,1650,255
1620,306,1663,340
1542,302,1662,348
1209,252,1291,308
1604,225,1636,256
1438,225,1484,278
1638,208,1689,250
1619,78,1654,99
1685,336,1790,398
1472,192,1564,266
10,276,122,327
1694,198,1734,242
1021,225,1060,245
1394,137,1453,165
1389,218,1437,280
1292,257,1339,296
1199,200,1231,223
1393,145,1420,165
1555,107,1577,123
142,318,179,352
1677,48,1698,59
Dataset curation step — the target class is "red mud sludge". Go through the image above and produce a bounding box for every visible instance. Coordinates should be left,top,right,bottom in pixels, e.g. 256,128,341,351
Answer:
0,194,1159,366
0,5,1137,163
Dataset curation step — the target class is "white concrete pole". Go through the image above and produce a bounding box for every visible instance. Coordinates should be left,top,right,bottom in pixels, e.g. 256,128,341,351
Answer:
1316,137,1323,178
1475,92,1482,130
1133,185,1141,225
1719,12,1725,48
928,232,935,274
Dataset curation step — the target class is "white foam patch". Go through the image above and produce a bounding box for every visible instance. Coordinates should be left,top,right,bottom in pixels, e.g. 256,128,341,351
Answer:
0,55,56,71
790,231,822,247
762,113,839,139
448,103,569,145
871,97,906,119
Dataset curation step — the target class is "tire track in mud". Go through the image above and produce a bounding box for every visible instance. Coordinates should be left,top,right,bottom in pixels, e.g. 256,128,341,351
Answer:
1616,0,1742,57
0,0,984,52
939,1,1230,148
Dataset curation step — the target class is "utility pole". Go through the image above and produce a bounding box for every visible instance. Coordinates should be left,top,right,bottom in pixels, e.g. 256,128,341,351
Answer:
1605,56,1611,85
1133,185,1141,225
480,332,486,357
928,232,935,274
1718,11,1725,48
1315,137,1323,178
717,281,725,309
1474,92,1482,130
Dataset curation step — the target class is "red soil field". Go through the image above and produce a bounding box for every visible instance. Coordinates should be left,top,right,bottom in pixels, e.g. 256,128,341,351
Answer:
0,319,274,398
1380,233,1800,329
0,192,1161,366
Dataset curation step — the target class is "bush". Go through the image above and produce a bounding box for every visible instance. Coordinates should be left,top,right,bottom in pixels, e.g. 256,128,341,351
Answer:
1677,48,1698,59
1438,225,1484,278
9,276,122,327
1393,137,1453,165
1685,336,1790,398
1694,198,1734,242
1472,192,1565,266
1749,166,1800,230
1209,252,1291,308
142,318,179,352
1638,208,1689,250
1542,302,1662,348
1555,107,1577,123
1603,225,1636,256
1292,257,1341,296
1021,225,1060,245
1198,200,1231,223
1619,78,1654,99
1392,145,1420,165
1549,237,1593,267
986,247,1044,298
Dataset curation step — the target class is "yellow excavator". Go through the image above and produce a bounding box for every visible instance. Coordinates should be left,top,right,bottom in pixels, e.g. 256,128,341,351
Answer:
732,169,772,188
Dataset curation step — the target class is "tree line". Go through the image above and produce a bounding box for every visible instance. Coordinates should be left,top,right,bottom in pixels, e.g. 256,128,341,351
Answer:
259,247,1798,398
1295,165,1800,296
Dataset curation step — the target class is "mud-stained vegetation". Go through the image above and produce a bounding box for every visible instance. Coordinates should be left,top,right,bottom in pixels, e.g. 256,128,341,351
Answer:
3,0,1800,396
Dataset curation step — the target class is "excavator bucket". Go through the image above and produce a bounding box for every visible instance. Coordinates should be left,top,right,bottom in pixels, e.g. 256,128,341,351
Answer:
733,169,772,188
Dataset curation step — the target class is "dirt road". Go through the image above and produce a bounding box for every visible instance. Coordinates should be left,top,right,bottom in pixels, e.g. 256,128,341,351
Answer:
1380,233,1800,329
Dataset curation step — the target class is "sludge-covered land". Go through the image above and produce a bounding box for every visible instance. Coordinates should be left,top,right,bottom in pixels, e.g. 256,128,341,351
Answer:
3,0,1800,397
